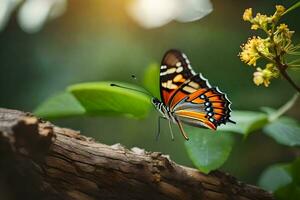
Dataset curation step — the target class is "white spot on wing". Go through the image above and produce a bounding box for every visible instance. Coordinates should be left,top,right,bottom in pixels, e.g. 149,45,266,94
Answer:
176,67,183,73
188,81,199,88
183,86,197,93
160,68,176,76
166,80,177,89
168,68,176,74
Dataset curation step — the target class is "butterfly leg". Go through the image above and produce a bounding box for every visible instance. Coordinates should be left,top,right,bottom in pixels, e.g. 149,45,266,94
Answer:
155,116,164,141
168,120,175,141
177,120,189,140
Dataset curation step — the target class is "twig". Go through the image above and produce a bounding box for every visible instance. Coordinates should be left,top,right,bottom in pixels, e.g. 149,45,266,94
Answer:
269,93,299,121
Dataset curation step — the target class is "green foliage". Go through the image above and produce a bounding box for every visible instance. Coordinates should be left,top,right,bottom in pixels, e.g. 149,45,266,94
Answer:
219,111,268,136
35,82,152,119
259,158,300,200
34,92,86,119
263,117,300,146
184,128,234,173
259,164,292,191
68,82,152,118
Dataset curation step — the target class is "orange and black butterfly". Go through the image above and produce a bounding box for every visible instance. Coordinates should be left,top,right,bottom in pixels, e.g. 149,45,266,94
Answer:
151,49,235,140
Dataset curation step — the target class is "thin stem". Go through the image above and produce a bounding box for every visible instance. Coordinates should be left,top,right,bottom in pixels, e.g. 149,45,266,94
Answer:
269,93,299,121
283,1,300,15
276,62,300,93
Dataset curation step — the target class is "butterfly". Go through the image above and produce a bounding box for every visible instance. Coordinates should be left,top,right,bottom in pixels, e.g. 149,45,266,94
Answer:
151,49,235,140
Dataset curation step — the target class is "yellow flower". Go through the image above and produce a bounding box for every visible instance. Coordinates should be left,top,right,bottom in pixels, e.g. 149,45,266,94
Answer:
253,70,265,86
271,5,286,22
277,23,289,32
275,5,285,16
265,63,280,77
251,24,259,30
252,13,270,30
243,8,253,21
253,67,273,87
239,37,270,66
252,64,279,87
274,23,294,45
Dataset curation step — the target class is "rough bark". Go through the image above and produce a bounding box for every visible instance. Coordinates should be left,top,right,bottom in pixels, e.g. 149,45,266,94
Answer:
0,108,274,200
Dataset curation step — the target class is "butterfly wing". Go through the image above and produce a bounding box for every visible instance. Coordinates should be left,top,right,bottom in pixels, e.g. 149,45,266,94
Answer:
159,49,234,139
172,74,234,130
160,49,196,106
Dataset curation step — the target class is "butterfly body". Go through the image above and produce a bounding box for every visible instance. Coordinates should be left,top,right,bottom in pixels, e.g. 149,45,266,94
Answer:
153,49,235,140
151,97,177,123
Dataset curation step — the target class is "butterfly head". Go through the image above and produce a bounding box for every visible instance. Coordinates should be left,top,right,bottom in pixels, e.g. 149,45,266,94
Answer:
151,97,172,120
151,97,161,108
151,97,166,114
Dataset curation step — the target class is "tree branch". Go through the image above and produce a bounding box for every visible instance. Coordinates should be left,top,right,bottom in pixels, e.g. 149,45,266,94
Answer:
0,108,274,200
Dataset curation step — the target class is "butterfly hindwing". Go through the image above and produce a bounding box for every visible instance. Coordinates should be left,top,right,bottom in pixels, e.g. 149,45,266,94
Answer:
173,86,233,129
160,49,196,105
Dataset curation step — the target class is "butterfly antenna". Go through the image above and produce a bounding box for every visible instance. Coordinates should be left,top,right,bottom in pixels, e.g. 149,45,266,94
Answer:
155,116,162,141
131,74,137,80
110,83,153,97
129,74,155,97
228,119,236,124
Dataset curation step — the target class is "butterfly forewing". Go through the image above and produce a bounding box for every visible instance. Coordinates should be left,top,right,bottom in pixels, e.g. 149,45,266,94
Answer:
160,49,196,105
169,74,210,109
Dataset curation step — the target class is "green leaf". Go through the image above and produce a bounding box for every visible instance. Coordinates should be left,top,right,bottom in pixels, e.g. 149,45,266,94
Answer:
218,111,268,136
184,128,234,174
34,92,86,119
143,63,160,99
283,1,300,15
259,158,300,200
263,117,300,146
68,81,152,118
258,164,292,192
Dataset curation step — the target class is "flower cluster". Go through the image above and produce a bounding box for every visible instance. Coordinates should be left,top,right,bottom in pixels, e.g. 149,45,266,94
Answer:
239,5,300,87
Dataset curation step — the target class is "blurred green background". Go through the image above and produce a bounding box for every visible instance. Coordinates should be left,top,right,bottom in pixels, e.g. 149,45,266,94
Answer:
1,0,300,191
